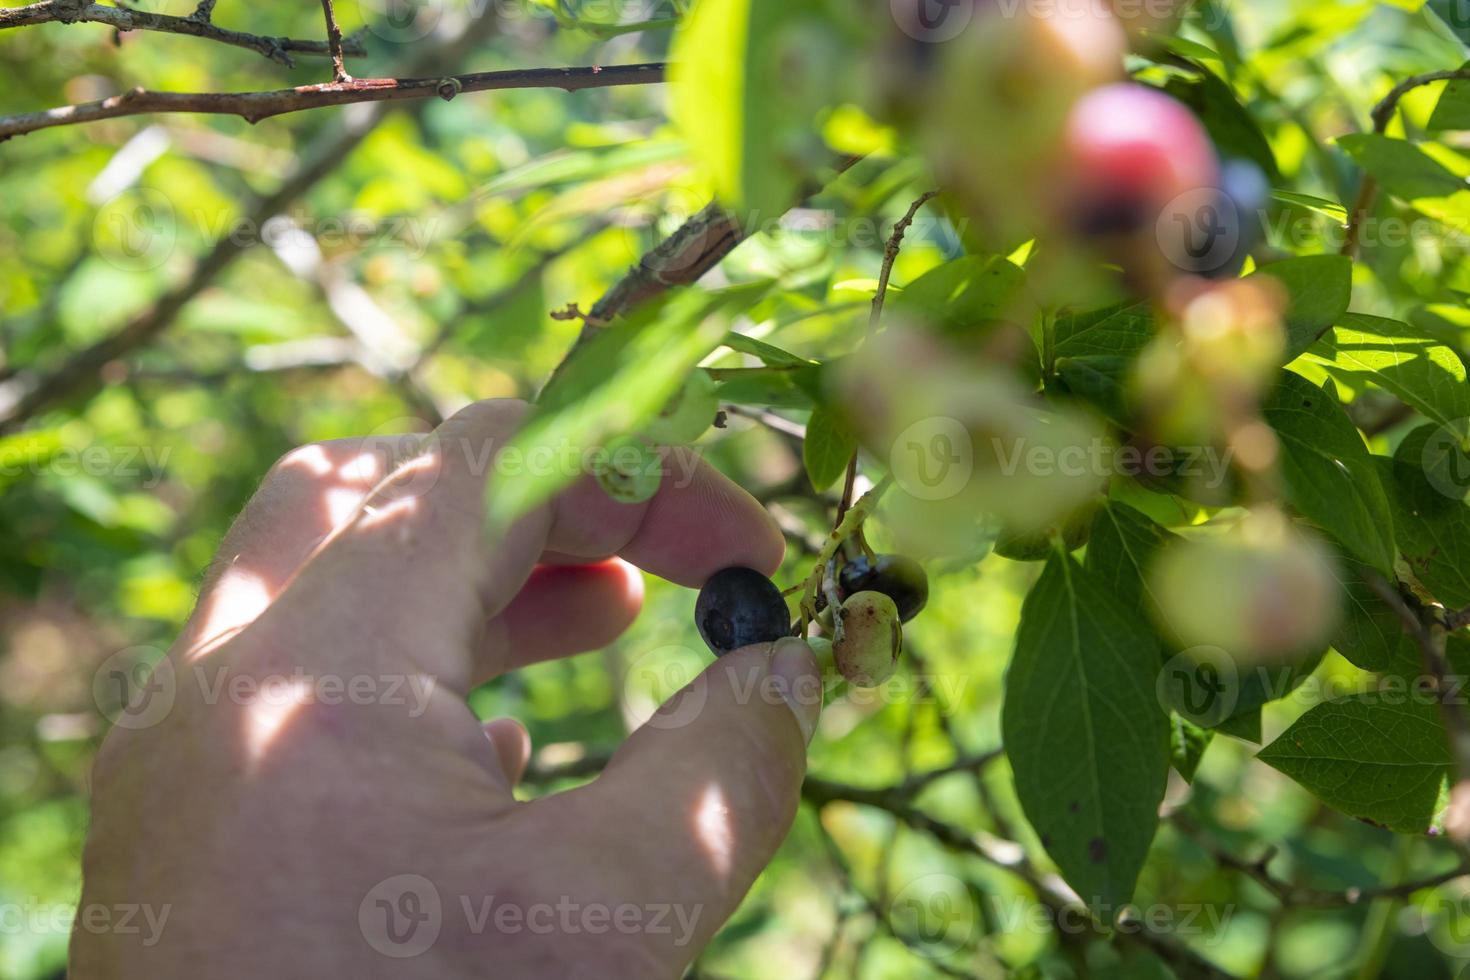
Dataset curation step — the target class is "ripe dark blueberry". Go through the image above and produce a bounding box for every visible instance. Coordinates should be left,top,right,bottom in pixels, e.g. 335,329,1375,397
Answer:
837,554,929,623
695,566,791,656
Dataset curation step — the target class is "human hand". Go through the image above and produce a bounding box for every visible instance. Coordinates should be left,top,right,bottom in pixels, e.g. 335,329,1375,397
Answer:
71,399,823,978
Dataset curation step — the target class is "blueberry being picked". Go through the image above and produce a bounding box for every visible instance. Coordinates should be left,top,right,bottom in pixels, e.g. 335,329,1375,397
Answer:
695,566,791,656
837,554,928,623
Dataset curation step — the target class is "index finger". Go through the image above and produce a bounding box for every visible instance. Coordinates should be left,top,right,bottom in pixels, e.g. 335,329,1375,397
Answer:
253,399,785,691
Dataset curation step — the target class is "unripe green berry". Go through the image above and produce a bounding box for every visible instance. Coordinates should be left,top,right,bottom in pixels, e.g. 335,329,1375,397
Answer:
593,437,662,504
834,591,903,687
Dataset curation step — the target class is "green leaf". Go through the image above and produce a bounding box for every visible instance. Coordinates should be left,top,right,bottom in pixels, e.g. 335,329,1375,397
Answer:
802,407,855,492
1428,69,1470,133
1002,554,1170,911
1330,551,1421,677
713,367,815,408
1248,255,1352,360
1053,302,1155,360
1271,190,1349,223
488,291,735,526
1084,501,1178,616
1170,715,1215,783
0,429,65,490
1215,708,1262,744
1259,694,1451,833
1162,69,1279,179
721,332,815,369
1378,451,1470,608
1052,356,1132,429
1338,134,1470,236
669,0,827,220
1264,371,1396,575
889,255,1027,334
1307,314,1470,436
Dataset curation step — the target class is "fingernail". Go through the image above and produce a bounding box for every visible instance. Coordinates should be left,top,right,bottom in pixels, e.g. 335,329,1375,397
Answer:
769,637,822,745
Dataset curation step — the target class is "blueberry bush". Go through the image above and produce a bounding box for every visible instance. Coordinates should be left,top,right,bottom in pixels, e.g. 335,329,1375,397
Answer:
7,0,1470,976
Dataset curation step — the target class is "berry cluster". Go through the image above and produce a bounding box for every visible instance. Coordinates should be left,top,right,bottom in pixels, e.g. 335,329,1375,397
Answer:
694,553,929,690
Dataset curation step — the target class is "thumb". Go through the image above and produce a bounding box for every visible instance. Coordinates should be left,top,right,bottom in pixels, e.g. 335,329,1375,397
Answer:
568,638,822,960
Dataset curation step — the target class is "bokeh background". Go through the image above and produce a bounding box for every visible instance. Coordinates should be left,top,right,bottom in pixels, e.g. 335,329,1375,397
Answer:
6,0,1470,977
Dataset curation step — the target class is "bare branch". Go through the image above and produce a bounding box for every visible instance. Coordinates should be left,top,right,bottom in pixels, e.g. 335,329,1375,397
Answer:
0,0,367,66
538,154,864,397
0,11,507,431
0,63,667,142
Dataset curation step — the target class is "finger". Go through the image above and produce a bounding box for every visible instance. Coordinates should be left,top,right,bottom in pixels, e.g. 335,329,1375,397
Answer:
540,446,785,587
260,399,784,691
565,637,821,961
180,434,426,658
479,560,644,677
482,717,531,786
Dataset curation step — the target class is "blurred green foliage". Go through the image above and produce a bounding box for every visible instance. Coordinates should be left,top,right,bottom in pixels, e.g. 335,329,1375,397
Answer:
7,0,1470,977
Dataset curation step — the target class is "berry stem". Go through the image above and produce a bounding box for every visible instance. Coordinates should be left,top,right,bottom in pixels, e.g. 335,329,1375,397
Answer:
798,476,894,633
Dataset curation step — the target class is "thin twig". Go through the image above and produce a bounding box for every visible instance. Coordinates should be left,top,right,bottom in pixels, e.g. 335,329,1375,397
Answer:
722,404,807,441
318,0,351,82
0,0,366,66
520,748,1239,977
834,189,937,524
1175,813,1470,907
1341,67,1470,258
813,818,978,978
0,63,667,141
